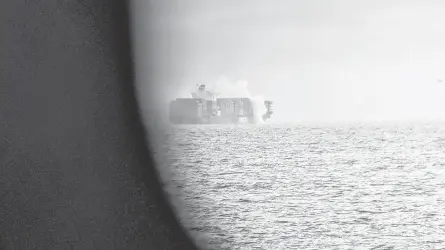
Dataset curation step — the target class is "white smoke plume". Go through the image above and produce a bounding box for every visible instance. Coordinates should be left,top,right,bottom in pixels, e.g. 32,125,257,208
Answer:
207,76,267,123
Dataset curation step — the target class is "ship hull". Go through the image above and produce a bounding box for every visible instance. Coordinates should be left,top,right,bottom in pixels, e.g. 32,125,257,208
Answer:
169,97,267,124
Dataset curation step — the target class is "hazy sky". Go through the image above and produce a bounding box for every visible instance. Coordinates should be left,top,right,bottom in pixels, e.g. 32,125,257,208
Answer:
132,0,445,123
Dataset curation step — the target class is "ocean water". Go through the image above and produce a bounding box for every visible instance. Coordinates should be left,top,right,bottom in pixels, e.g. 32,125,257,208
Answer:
156,123,445,249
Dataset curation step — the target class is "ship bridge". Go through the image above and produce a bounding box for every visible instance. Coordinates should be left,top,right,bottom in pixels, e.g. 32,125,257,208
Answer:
191,84,217,101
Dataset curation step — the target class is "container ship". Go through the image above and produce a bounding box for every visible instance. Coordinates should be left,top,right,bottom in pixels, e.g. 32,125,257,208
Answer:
169,84,273,124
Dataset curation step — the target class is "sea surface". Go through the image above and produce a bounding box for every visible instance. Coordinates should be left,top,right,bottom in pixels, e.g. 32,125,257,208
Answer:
155,123,445,250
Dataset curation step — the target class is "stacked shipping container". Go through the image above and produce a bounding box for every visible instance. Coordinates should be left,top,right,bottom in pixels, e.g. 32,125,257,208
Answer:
169,97,257,124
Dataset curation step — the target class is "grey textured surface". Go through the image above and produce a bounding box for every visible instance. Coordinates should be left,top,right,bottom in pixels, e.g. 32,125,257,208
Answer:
0,1,197,249
165,124,445,249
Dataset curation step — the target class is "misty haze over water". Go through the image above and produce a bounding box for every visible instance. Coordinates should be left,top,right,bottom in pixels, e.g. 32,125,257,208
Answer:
134,0,445,124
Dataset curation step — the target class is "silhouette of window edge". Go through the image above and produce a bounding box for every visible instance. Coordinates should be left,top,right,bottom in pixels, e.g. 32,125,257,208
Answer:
121,1,201,249
0,0,199,249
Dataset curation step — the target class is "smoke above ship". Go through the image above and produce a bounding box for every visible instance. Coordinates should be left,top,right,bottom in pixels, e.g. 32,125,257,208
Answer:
195,77,271,123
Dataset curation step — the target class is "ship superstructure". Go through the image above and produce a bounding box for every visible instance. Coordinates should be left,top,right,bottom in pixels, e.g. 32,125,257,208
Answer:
169,84,273,124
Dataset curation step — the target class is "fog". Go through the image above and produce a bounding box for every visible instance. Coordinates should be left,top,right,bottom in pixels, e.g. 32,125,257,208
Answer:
132,0,445,124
